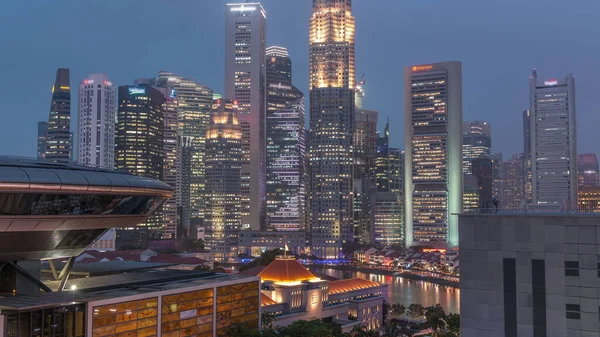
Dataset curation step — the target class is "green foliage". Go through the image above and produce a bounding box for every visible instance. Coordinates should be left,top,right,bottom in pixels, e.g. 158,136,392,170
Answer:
261,311,276,330
406,303,425,320
390,303,406,318
422,304,447,337
239,248,283,272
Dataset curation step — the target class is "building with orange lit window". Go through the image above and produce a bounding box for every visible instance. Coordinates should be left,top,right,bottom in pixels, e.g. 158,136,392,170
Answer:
308,0,357,259
578,186,600,212
250,256,387,333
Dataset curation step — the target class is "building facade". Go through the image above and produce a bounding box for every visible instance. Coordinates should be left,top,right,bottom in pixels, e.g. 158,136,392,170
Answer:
238,230,306,257
265,46,306,232
225,2,267,231
308,0,356,258
471,158,493,209
530,70,577,209
578,186,600,212
460,213,600,337
523,109,533,203
354,109,378,244
404,62,462,248
37,121,48,159
498,154,524,210
45,68,72,163
462,120,491,174
205,99,242,262
77,74,115,169
372,192,403,246
116,85,165,230
578,153,599,187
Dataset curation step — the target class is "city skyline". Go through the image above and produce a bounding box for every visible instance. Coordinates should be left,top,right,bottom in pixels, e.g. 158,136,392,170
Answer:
3,1,598,159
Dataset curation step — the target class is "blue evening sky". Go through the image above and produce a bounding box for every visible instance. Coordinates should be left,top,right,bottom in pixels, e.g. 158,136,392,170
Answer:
0,0,598,157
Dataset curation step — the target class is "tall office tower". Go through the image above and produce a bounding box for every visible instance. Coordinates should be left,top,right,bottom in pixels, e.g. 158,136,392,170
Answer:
265,46,306,231
115,85,165,230
372,192,403,246
45,68,72,163
37,122,48,159
157,72,213,234
134,76,180,238
530,70,577,209
404,62,462,248
463,174,480,211
471,158,493,209
205,99,242,262
225,2,267,231
389,148,404,197
309,0,356,258
522,109,533,203
353,109,378,243
376,120,390,192
77,74,115,169
462,120,491,174
499,155,524,210
578,153,599,187
491,153,503,201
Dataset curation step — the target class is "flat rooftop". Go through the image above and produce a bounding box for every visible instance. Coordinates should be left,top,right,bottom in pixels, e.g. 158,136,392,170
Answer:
0,270,258,311
41,260,177,278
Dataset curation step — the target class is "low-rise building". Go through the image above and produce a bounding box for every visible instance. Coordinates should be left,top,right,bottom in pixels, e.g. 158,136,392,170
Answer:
238,230,306,257
255,256,387,333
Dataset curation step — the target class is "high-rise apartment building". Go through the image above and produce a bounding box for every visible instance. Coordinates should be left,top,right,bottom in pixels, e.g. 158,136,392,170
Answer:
77,74,115,169
45,68,72,163
353,109,378,244
37,121,48,159
308,0,356,258
205,99,242,262
225,2,267,231
462,120,491,174
265,46,305,231
578,153,599,187
530,70,577,209
523,109,533,203
404,62,462,248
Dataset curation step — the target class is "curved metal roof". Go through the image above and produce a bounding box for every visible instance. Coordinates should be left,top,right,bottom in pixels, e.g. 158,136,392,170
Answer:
0,156,172,194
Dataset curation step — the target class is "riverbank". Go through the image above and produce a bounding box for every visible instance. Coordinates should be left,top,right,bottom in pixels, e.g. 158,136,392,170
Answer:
312,265,459,288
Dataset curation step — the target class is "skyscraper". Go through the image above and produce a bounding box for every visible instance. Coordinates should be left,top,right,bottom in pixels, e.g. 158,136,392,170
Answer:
491,153,503,201
116,85,165,230
205,99,242,262
463,174,480,211
499,155,524,210
578,153,599,187
471,158,493,209
404,62,462,248
530,70,577,209
376,120,390,192
309,0,356,258
462,120,491,174
353,109,378,243
116,85,165,181
77,74,115,169
522,109,532,203
37,121,48,159
225,2,267,231
265,46,305,231
45,68,72,163
372,192,403,246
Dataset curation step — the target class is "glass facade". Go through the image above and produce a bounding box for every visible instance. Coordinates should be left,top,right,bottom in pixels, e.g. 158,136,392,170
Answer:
0,193,165,216
45,68,72,163
92,298,158,337
5,304,84,337
215,282,259,337
161,290,214,337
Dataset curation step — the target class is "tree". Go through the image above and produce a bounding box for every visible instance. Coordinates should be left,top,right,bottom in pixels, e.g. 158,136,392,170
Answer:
390,303,406,318
277,319,345,337
261,311,276,330
181,237,205,252
444,313,460,336
406,304,425,320
239,249,283,272
381,322,402,337
382,300,391,323
421,304,447,337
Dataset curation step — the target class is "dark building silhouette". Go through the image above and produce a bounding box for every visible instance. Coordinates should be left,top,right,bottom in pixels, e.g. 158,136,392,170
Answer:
45,68,72,162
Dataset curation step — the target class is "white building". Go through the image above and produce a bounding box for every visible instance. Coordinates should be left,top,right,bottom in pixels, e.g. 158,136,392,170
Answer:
225,2,267,231
530,70,577,210
77,74,115,169
460,213,600,337
404,62,463,248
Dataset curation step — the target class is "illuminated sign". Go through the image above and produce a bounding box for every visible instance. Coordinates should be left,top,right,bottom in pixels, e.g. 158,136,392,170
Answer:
170,89,177,98
128,87,146,95
412,65,434,72
230,5,256,11
544,79,558,86
59,86,70,90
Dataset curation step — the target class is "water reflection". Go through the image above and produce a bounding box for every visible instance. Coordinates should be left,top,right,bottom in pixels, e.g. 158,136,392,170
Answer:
316,268,460,313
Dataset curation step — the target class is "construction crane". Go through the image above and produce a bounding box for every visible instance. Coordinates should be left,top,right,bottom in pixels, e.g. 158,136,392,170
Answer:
356,72,366,87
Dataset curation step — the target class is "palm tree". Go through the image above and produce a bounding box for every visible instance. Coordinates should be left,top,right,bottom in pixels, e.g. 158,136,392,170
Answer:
381,322,402,337
391,303,406,318
422,304,447,337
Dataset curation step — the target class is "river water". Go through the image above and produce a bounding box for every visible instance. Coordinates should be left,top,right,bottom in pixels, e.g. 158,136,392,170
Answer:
315,268,460,314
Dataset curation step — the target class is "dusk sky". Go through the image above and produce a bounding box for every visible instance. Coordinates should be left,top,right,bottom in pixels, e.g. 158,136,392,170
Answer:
1,0,598,158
